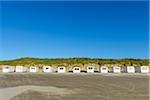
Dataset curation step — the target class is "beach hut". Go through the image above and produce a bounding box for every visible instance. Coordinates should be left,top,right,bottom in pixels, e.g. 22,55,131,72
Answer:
30,66,38,72
2,65,9,73
121,67,127,73
2,65,15,73
127,66,135,73
113,66,121,73
58,66,66,73
43,66,52,73
100,66,108,73
87,66,94,73
15,66,28,72
140,66,149,73
108,67,113,73
135,66,141,73
73,67,81,73
9,66,15,72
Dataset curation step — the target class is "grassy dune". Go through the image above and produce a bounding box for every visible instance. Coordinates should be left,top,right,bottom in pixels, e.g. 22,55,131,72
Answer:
0,57,149,67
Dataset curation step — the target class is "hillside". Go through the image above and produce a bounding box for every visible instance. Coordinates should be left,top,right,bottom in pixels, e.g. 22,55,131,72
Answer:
0,57,149,66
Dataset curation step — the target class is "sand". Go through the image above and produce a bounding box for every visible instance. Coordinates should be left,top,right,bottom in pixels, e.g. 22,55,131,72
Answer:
0,73,149,100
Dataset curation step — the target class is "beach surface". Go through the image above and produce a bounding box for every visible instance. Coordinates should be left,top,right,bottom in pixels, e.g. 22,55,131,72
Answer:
0,73,149,100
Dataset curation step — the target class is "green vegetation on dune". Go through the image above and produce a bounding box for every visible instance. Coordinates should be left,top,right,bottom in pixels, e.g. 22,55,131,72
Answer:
0,57,149,67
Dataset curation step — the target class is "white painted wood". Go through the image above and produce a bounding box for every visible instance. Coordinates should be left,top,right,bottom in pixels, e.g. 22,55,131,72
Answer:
30,66,37,72
113,66,121,73
73,67,81,73
140,66,149,73
87,66,94,73
127,66,135,73
43,66,52,73
100,66,108,73
15,66,27,72
58,67,66,73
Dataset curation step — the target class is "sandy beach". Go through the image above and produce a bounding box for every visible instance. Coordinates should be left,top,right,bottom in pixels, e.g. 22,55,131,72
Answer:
0,73,149,100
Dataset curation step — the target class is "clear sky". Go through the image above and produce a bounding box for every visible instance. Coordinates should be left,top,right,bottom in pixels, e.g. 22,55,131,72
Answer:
0,1,149,60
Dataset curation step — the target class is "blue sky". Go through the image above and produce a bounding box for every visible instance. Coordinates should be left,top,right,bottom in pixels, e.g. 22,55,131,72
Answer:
0,1,149,60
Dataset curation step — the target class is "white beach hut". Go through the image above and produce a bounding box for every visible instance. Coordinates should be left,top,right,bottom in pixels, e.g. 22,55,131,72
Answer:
140,66,149,73
73,67,81,73
127,66,135,73
2,65,9,73
43,66,52,73
30,66,38,72
9,66,15,72
113,66,121,73
87,66,94,73
100,66,108,73
15,66,28,72
2,65,15,73
58,66,66,73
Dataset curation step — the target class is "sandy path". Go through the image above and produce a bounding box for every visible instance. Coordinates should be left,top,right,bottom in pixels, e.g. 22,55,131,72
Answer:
0,85,77,100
